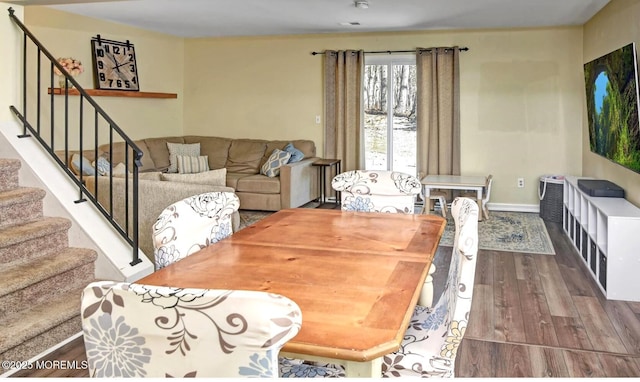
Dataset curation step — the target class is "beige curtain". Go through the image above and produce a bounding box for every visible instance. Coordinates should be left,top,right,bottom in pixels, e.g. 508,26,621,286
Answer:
416,47,461,179
323,50,364,172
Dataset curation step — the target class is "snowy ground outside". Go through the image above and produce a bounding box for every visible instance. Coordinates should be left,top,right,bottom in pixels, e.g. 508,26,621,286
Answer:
364,113,416,177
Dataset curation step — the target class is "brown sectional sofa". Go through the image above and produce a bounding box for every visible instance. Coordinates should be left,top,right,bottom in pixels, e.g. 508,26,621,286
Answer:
61,135,320,261
137,136,320,211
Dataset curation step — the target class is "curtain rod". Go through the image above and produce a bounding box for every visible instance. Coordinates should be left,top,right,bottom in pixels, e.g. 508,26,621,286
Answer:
311,47,469,55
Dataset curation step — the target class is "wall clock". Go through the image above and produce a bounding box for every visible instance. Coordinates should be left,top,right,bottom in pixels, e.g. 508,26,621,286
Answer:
91,36,140,91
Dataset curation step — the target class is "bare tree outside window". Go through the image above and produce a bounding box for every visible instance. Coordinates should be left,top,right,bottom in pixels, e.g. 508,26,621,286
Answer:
363,59,417,176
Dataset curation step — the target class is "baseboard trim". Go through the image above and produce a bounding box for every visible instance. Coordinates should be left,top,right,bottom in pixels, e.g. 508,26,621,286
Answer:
487,203,540,213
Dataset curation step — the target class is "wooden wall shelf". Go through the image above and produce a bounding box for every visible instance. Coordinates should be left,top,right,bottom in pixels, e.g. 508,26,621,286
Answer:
48,88,177,99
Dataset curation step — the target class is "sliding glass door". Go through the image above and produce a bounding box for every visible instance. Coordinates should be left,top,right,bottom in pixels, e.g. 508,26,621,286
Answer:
363,56,417,176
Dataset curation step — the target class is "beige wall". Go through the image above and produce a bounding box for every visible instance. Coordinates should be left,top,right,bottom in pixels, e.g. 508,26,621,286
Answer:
185,28,584,207
23,7,185,144
583,0,640,207
15,6,589,207
1,3,22,122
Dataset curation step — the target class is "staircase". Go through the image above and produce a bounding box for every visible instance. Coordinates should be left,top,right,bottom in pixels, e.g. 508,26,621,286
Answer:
0,158,96,365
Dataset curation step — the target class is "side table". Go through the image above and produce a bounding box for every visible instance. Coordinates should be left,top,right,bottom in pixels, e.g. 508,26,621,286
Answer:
312,159,341,206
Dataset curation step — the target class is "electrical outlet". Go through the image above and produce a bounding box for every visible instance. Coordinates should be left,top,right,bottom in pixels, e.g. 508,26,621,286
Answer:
517,178,525,188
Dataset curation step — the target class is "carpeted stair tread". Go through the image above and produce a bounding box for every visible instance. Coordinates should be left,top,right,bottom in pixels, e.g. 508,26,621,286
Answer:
0,187,45,207
0,217,72,266
0,187,46,229
0,157,99,365
0,159,21,193
0,216,71,248
0,247,97,299
0,285,85,356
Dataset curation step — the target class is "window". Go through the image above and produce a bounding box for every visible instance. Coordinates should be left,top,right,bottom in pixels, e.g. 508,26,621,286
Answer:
363,55,417,176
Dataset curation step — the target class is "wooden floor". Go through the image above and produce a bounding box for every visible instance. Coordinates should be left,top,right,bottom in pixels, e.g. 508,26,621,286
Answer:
8,219,640,378
455,221,640,377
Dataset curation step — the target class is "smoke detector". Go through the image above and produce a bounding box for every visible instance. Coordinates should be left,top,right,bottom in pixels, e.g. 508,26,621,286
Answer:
355,0,369,9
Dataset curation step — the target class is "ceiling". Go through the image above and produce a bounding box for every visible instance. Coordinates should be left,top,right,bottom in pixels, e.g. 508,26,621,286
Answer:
10,0,611,38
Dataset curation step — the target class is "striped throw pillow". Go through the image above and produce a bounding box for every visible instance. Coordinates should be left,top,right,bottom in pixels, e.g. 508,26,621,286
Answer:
177,155,210,174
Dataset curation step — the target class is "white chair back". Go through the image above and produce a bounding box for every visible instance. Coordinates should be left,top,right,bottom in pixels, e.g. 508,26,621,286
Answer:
461,174,493,219
483,175,493,211
477,174,493,219
152,191,240,270
331,170,421,214
81,281,301,378
382,197,479,377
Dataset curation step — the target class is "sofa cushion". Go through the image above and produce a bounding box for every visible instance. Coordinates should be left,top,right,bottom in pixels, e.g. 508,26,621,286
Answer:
236,174,281,194
98,140,156,173
291,140,316,158
144,136,185,172
225,172,245,190
225,139,267,174
57,149,101,166
260,149,291,177
167,142,200,173
161,168,227,186
184,136,232,170
177,155,210,174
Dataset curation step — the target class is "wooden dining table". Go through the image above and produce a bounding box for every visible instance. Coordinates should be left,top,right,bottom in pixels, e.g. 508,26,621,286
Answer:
138,208,445,377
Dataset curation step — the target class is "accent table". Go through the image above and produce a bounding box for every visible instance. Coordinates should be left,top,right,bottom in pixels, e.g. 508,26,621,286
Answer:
312,158,341,205
421,174,487,221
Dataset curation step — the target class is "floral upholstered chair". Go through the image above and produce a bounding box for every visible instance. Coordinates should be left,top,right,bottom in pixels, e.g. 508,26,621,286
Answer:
331,170,421,214
81,281,302,378
382,197,479,377
152,191,240,270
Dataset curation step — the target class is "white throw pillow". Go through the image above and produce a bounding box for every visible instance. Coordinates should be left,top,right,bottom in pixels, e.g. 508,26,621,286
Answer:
111,162,127,176
161,168,227,187
166,142,200,173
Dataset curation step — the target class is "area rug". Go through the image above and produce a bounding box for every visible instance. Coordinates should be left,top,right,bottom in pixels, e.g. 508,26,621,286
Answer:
238,210,555,255
239,210,274,230
438,211,555,255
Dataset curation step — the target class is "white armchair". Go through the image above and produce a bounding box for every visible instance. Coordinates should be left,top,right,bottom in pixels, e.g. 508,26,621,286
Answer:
331,170,421,214
81,281,302,378
382,197,479,377
152,191,240,270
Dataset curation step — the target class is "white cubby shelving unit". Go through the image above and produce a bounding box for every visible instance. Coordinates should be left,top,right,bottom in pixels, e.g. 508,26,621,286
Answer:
563,176,640,302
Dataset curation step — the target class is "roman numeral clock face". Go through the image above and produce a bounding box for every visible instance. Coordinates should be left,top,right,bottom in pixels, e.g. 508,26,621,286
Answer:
91,38,140,91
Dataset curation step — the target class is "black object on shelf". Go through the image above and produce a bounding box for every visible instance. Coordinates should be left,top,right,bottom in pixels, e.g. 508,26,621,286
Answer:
577,179,624,198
